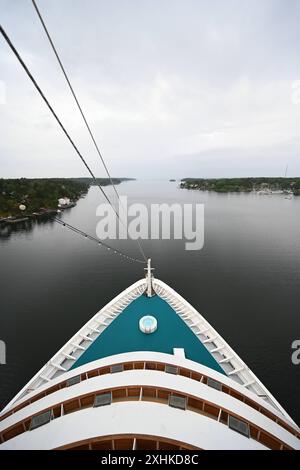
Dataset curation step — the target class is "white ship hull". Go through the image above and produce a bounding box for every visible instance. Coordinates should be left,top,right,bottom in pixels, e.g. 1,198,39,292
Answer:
1,268,299,450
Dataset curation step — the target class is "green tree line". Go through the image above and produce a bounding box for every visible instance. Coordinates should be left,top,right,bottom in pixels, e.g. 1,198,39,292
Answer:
181,178,300,195
0,178,89,217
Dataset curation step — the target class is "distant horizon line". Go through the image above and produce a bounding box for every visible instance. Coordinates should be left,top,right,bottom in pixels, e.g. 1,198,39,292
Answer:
1,175,300,180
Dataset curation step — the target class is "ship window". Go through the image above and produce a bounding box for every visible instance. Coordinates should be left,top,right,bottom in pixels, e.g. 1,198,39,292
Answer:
207,377,222,391
94,392,112,407
228,415,250,438
30,410,53,431
66,375,81,387
145,362,156,370
169,395,187,410
179,368,190,378
165,365,178,375
110,364,123,374
219,410,229,424
127,387,141,397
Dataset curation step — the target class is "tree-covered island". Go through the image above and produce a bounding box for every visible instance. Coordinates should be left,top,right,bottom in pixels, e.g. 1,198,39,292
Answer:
180,177,300,195
0,177,133,219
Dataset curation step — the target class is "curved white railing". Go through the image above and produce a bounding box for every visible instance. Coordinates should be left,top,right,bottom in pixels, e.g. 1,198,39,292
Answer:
1,369,300,449
0,402,267,451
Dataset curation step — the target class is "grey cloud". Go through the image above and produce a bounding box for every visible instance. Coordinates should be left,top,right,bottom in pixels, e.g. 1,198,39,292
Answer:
0,0,300,178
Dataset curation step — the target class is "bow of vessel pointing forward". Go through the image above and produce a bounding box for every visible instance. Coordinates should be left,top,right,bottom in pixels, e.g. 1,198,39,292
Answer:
1,260,299,450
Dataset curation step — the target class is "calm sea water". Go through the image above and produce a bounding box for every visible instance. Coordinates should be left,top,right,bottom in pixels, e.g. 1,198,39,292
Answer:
0,180,299,423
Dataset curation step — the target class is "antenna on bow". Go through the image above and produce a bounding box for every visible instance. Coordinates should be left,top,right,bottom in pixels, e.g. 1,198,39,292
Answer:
144,259,155,297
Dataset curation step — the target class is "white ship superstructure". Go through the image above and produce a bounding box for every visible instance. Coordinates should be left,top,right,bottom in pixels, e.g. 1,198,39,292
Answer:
0,260,299,450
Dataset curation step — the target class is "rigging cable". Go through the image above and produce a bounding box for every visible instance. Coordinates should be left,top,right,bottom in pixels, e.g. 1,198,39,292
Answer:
31,0,148,263
53,216,145,264
0,24,147,264
0,25,112,206
32,0,120,203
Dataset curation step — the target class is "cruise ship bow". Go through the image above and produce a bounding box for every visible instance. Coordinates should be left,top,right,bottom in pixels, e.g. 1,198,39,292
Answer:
1,260,299,450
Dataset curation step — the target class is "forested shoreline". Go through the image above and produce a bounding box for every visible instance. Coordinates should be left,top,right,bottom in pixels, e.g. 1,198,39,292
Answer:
0,177,132,218
181,178,300,195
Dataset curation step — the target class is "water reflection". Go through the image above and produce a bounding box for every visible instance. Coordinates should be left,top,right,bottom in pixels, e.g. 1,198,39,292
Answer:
0,215,58,240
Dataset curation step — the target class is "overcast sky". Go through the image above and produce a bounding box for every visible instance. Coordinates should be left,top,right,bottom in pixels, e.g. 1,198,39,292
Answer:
1,0,300,178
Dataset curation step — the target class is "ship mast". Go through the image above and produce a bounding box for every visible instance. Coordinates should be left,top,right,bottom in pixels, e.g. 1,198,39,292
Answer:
145,258,154,297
